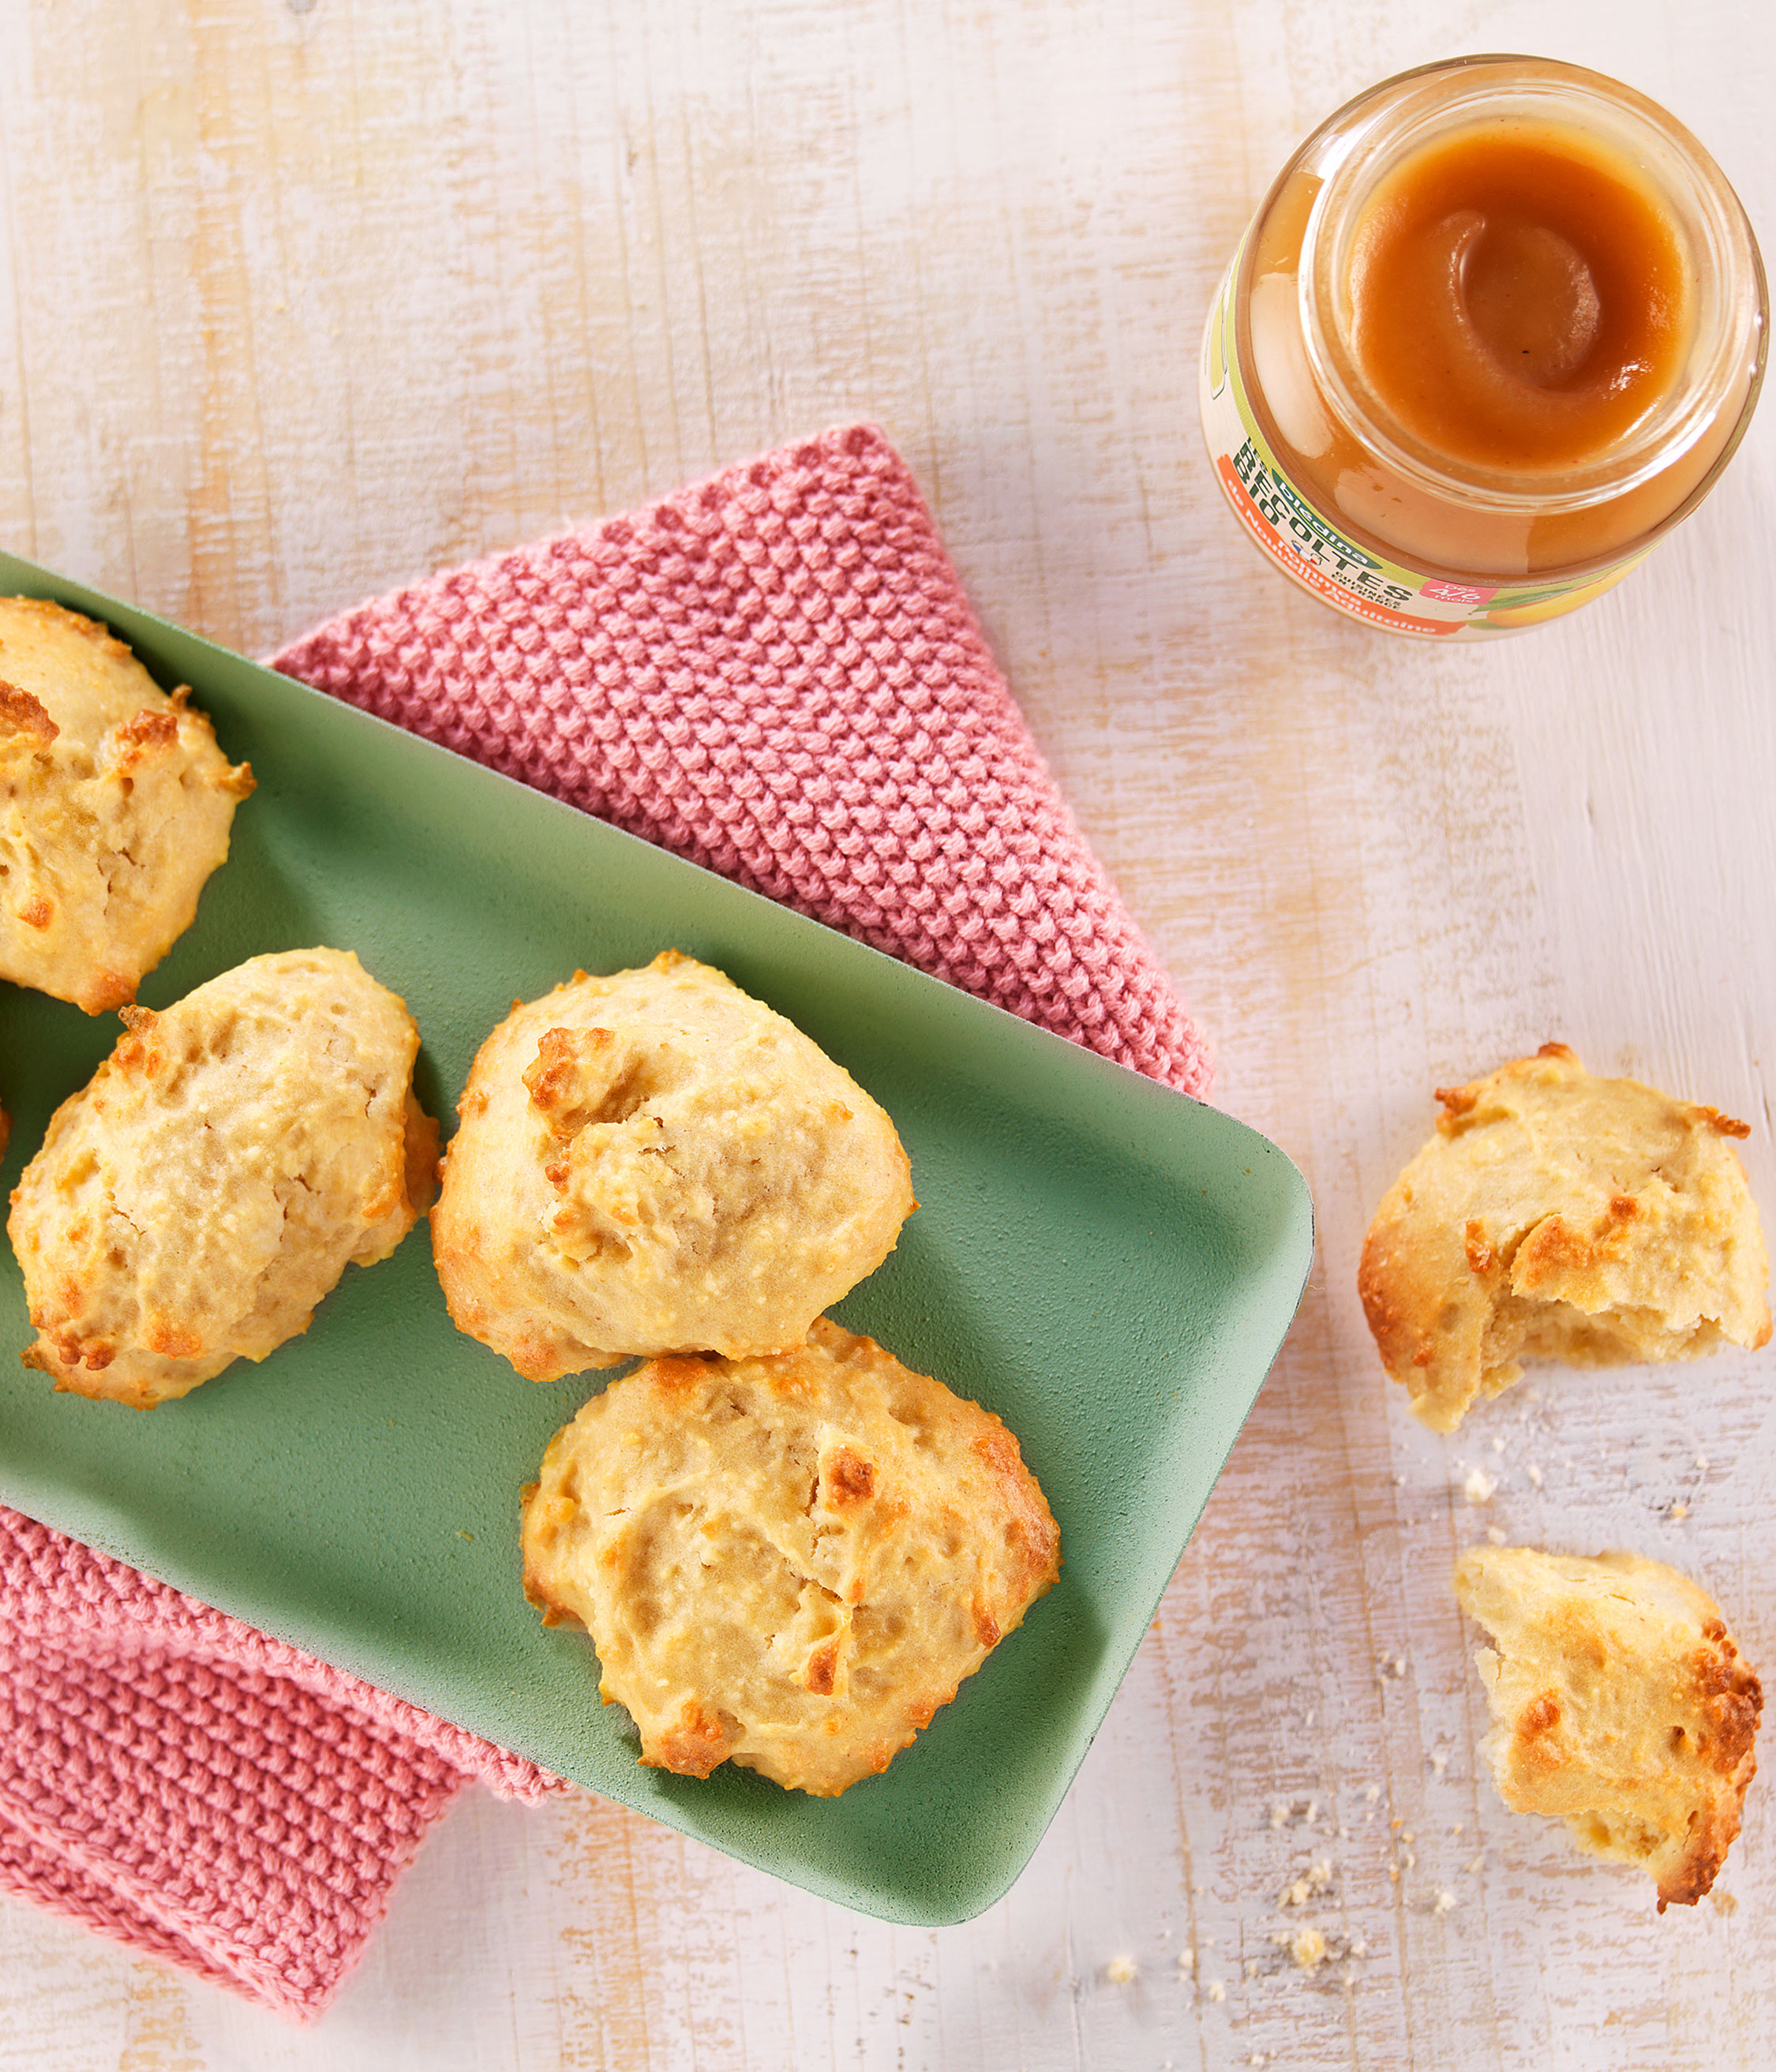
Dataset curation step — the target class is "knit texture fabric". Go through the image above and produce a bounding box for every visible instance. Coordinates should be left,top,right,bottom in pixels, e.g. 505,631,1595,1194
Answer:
270,422,1212,1096
0,1504,555,2021
0,422,1210,2025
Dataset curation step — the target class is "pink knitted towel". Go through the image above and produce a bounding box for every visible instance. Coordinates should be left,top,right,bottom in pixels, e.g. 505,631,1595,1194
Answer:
0,422,1209,2023
0,1505,556,2021
271,424,1211,1095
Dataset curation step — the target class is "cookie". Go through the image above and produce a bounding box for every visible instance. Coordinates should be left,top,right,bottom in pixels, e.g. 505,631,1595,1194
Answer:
1454,1545,1762,1909
520,1319,1061,1796
1358,1044,1770,1430
0,598,253,1012
433,951,916,1381
9,946,437,1406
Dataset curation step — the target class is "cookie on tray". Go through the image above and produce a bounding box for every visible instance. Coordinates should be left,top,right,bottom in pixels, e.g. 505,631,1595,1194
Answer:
0,597,253,1012
1358,1044,1771,1431
9,946,437,1407
433,951,916,1381
1454,1545,1762,1909
520,1318,1062,1797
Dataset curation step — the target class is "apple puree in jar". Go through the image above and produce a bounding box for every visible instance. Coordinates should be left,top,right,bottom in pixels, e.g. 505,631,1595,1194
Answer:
1200,58,1767,637
1347,125,1688,473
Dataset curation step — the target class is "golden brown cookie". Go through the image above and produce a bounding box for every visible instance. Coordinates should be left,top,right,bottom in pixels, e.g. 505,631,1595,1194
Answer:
1454,1545,1762,1909
433,951,916,1381
0,598,253,1012
520,1319,1061,1796
1358,1044,1770,1430
9,946,437,1407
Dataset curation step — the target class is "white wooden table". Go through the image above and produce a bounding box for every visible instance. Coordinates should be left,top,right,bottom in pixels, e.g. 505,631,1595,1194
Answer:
2,3,1771,2066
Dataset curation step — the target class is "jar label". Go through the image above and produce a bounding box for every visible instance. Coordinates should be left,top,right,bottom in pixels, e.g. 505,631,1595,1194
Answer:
1198,258,1648,637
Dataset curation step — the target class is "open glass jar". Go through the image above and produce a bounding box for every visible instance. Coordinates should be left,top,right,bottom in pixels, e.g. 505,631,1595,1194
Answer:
1199,56,1767,636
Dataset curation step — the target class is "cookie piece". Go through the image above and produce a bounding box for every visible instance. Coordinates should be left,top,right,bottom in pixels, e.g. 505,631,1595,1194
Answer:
521,1320,1060,1795
433,951,916,1381
1454,1546,1762,1909
9,947,437,1407
0,598,253,1012
1358,1044,1770,1431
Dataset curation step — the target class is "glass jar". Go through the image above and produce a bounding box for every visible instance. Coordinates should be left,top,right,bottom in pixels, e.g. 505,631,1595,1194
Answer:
1199,55,1767,637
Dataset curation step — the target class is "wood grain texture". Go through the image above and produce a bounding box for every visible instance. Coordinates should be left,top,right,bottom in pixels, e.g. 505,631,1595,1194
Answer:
0,0,1771,2066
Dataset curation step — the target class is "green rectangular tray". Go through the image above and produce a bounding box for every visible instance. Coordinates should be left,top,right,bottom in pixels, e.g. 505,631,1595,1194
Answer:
0,551,1312,1925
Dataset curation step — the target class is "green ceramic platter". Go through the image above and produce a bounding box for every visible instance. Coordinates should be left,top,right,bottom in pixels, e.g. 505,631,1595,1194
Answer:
0,550,1313,1926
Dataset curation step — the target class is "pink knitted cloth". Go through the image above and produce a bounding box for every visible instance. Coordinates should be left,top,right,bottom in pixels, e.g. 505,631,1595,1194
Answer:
272,424,1211,1092
0,1506,555,2021
0,423,1209,2022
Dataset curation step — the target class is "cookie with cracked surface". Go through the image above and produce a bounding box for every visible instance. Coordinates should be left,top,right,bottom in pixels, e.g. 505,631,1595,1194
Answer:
9,946,437,1407
1358,1044,1770,1432
433,951,916,1381
1454,1545,1761,1909
519,1318,1061,1796
0,597,253,1012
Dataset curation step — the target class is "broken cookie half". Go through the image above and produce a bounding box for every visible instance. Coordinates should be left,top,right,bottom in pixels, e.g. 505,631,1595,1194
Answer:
1455,1546,1761,1910
1358,1044,1770,1432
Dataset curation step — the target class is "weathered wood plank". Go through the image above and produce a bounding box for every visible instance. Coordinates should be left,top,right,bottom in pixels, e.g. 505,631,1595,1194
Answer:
0,2,1770,2066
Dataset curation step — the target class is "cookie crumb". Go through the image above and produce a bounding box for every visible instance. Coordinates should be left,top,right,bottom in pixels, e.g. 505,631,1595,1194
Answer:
1291,1927,1328,1969
1105,1954,1137,1985
1433,1887,1457,1916
1208,1980,1227,2003
1463,1468,1497,1504
1280,1860,1333,1907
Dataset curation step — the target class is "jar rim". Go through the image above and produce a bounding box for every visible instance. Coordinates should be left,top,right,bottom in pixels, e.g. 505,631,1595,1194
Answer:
1293,54,1767,513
